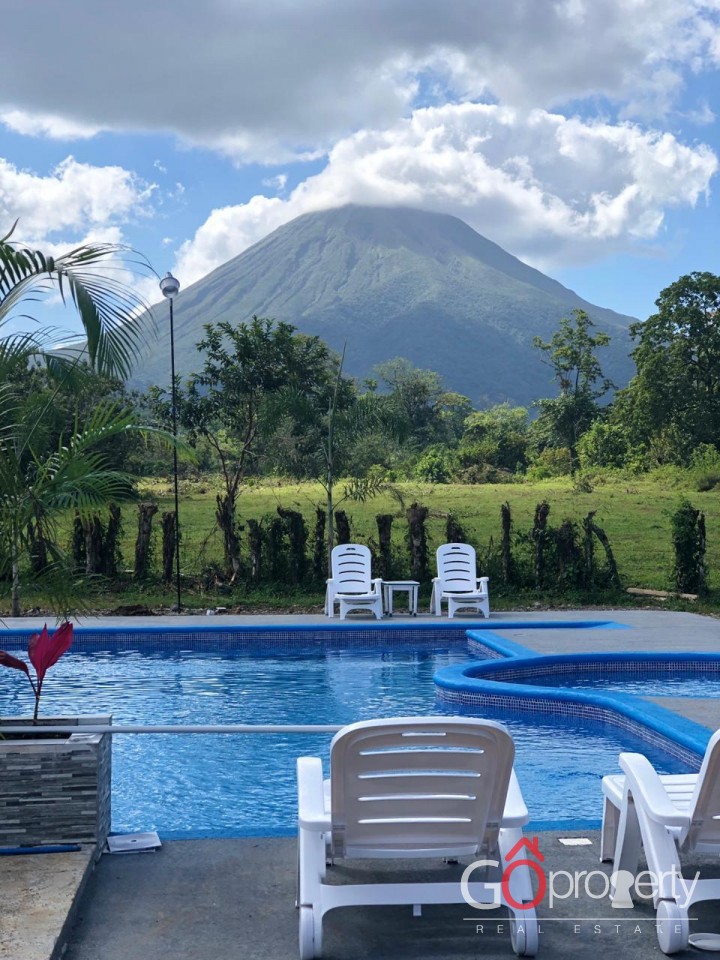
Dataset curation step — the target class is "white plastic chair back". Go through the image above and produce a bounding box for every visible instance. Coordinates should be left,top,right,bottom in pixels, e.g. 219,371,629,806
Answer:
686,729,720,850
329,717,514,859
436,543,477,592
331,544,373,595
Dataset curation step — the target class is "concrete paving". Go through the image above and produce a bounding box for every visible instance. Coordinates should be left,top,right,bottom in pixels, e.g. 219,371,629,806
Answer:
0,847,94,960
2,605,718,638
4,608,720,960
487,608,720,656
62,833,720,960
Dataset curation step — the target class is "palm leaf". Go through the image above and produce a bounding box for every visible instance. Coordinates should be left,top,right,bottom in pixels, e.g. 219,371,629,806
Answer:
0,237,156,379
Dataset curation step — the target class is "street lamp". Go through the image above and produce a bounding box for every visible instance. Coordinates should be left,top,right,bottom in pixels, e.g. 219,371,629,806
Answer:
160,272,182,612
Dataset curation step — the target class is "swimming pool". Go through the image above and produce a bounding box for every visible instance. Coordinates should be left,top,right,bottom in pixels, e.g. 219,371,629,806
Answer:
0,629,699,838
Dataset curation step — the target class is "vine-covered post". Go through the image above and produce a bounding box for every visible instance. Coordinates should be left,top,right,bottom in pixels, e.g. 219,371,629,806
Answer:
407,502,429,584
278,507,308,584
216,493,242,582
312,509,326,582
670,500,707,595
376,514,394,580
532,501,550,589
247,518,264,584
445,514,466,543
161,512,176,583
500,502,513,585
334,510,351,545
84,515,105,576
584,510,621,589
267,516,286,582
134,502,158,580
104,503,123,578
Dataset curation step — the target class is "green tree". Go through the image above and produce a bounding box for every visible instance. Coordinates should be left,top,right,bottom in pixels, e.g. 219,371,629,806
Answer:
414,445,459,483
166,317,338,580
625,272,720,464
0,226,155,614
459,403,530,473
268,346,396,574
374,358,472,449
4,362,144,474
532,309,613,474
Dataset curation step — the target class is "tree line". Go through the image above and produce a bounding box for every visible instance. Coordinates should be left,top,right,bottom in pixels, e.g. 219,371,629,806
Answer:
1,219,718,612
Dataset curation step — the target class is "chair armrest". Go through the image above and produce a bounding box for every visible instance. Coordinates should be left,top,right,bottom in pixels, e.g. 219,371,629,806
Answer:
372,578,383,594
297,756,331,830
618,753,689,827
502,769,529,827
476,577,489,589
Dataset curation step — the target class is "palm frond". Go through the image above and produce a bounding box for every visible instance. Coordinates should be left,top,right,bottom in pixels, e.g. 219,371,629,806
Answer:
0,237,157,379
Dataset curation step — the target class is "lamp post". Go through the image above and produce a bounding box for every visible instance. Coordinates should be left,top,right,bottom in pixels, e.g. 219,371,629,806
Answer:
160,272,182,612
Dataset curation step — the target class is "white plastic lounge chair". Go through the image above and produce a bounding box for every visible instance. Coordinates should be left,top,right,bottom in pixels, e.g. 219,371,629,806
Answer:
431,543,490,619
297,716,539,958
325,544,383,620
600,729,720,954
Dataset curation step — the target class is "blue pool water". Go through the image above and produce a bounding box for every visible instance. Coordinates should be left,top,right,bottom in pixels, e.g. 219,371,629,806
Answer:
0,639,695,837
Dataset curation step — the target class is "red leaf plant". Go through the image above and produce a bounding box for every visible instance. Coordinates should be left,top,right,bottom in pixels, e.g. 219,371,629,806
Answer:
0,622,74,721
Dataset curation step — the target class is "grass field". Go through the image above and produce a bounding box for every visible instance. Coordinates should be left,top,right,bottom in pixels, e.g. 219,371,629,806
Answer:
4,472,718,616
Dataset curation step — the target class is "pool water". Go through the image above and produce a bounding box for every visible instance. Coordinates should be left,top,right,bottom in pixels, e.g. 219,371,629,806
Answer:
0,641,694,837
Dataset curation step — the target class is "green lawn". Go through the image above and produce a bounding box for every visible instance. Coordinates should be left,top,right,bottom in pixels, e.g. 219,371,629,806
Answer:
6,473,718,616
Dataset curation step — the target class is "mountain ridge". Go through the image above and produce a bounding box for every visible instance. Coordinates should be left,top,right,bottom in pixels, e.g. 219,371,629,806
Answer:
132,205,636,406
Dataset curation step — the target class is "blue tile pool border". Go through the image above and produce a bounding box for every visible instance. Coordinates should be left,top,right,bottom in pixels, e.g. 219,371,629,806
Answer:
435,629,717,769
0,618,626,652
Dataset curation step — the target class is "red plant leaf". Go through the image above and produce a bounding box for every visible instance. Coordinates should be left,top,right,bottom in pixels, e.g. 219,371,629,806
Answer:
0,651,30,676
28,621,73,685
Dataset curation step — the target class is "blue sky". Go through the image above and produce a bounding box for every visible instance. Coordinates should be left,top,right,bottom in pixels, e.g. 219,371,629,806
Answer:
0,0,718,337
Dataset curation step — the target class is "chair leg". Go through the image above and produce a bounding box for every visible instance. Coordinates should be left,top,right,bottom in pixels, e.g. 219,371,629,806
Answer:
298,825,325,959
430,583,441,616
609,794,643,905
600,796,619,862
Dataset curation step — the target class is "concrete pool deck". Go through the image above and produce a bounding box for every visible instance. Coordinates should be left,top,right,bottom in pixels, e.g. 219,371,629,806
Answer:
2,607,719,960
61,832,720,960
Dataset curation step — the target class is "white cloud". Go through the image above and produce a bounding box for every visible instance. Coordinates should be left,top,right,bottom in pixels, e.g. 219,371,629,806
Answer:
0,109,100,140
261,173,288,193
171,102,717,286
0,1,717,158
0,156,155,243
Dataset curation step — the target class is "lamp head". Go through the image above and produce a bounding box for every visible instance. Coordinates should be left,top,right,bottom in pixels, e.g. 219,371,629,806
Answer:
160,272,180,299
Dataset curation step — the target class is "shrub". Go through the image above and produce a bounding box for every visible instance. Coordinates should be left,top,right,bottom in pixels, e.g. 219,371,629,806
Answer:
670,499,707,595
413,446,459,483
458,463,517,484
689,443,720,492
526,447,573,480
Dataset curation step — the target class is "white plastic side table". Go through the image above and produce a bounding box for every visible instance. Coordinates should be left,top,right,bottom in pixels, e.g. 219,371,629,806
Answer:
382,580,420,616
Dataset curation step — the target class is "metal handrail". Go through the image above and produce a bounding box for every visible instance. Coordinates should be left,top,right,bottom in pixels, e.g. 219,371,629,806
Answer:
0,723,343,735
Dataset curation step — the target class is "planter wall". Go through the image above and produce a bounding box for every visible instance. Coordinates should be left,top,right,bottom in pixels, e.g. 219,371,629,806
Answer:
0,715,111,849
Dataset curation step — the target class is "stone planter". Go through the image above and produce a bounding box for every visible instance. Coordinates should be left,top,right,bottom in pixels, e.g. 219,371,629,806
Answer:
0,715,111,850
